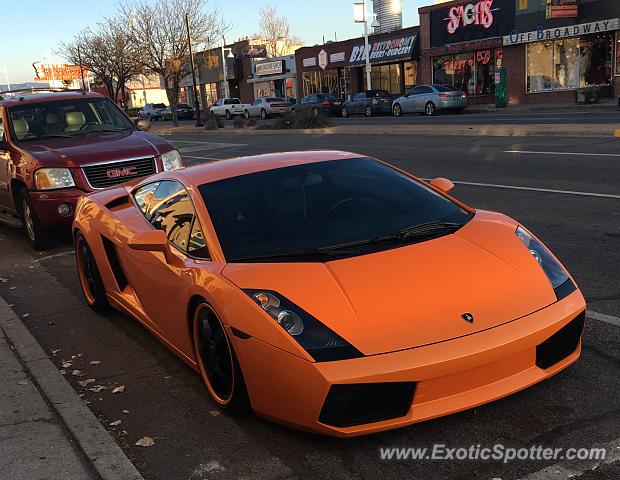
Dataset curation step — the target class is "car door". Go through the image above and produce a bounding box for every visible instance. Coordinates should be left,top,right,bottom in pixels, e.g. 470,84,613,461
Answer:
401,87,420,113
0,108,11,209
351,93,365,114
120,179,212,351
415,86,435,111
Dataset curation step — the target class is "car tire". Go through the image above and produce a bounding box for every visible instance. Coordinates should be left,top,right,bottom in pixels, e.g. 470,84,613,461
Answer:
18,189,53,251
425,102,437,116
260,109,267,119
341,107,349,118
75,232,109,312
312,107,319,117
244,110,250,119
225,110,232,120
364,106,373,117
193,302,250,413
393,104,402,117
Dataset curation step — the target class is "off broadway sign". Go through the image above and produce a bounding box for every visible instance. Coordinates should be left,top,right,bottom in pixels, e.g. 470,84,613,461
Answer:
504,18,619,45
349,35,416,64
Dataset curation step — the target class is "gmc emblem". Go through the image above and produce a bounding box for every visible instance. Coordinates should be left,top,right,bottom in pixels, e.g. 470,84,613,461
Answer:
106,167,138,179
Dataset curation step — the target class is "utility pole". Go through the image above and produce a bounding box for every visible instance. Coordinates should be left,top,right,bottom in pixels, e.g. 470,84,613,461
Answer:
2,66,10,92
185,13,203,127
77,45,86,92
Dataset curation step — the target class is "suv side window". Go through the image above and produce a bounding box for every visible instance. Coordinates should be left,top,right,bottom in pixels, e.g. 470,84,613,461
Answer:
133,180,210,259
353,93,365,102
308,94,317,103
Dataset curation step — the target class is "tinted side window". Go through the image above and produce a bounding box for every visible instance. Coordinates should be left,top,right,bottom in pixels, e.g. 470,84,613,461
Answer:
419,86,434,94
308,94,317,103
353,93,365,101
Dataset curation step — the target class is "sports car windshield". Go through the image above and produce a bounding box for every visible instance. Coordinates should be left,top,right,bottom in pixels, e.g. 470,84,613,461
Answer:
199,157,473,262
8,97,134,142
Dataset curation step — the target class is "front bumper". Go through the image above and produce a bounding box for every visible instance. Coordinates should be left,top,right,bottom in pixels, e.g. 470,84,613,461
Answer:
29,188,86,227
231,288,586,437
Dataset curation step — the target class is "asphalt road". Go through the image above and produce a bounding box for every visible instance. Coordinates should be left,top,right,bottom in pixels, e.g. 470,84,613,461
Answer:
0,132,619,480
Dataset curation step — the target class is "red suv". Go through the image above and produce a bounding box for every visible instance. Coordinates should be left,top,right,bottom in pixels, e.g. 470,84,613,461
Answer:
0,91,182,249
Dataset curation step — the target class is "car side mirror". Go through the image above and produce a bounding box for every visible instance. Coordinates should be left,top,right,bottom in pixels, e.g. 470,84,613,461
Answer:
135,119,151,131
430,177,455,193
128,230,184,267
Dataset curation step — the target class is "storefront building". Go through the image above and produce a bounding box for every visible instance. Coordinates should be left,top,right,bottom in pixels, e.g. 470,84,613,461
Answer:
295,26,419,99
419,0,620,105
248,55,298,100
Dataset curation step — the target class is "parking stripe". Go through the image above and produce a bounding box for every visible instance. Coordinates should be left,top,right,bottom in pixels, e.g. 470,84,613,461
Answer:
505,150,620,157
452,181,620,199
588,310,620,328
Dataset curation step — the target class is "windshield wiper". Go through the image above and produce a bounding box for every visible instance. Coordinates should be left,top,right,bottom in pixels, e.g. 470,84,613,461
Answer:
75,127,128,136
319,221,463,253
231,248,353,263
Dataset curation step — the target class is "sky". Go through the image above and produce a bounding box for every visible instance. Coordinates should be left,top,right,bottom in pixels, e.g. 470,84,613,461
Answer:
0,0,428,85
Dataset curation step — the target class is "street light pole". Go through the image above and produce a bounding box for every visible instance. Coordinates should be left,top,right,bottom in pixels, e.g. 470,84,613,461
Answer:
185,13,203,127
221,39,231,99
354,0,373,90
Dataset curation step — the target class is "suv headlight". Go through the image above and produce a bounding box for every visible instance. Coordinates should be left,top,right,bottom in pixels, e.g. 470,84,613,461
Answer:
161,150,182,171
516,226,575,300
245,289,363,362
34,168,75,190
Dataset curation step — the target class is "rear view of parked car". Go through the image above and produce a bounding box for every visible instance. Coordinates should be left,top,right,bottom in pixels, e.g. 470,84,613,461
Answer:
161,103,194,120
392,85,468,117
341,90,392,117
293,93,342,116
137,103,167,121
243,97,292,119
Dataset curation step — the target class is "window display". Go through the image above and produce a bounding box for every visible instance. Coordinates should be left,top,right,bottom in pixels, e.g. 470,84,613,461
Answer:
366,64,402,94
527,34,612,93
432,50,495,95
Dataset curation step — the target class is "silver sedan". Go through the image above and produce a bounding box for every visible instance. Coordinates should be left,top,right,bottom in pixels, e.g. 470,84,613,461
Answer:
392,85,468,117
243,97,293,119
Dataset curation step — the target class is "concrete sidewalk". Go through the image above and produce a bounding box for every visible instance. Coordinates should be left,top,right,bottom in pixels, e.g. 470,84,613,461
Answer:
0,297,143,480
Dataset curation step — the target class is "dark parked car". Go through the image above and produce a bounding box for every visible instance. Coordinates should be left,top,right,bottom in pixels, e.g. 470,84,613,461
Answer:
341,90,392,117
161,103,194,120
293,93,343,116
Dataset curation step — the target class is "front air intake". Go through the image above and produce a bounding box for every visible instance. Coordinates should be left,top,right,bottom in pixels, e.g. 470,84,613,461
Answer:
319,382,416,428
536,312,585,369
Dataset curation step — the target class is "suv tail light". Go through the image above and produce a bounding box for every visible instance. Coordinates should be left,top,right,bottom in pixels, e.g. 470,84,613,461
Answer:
322,99,330,105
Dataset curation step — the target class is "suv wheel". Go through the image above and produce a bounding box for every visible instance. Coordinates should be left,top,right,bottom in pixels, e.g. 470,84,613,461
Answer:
364,106,373,117
312,107,319,117
18,190,52,251
225,110,232,120
244,110,250,119
341,107,349,118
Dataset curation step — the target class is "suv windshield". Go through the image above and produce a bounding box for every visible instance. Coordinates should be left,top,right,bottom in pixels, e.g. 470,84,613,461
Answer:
199,157,472,262
8,97,134,142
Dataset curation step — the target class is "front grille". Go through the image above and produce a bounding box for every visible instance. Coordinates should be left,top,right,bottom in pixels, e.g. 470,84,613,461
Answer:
319,382,416,428
536,312,585,369
82,157,156,189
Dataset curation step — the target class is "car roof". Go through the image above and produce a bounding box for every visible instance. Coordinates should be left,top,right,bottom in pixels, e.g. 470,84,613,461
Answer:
160,151,364,187
0,91,104,108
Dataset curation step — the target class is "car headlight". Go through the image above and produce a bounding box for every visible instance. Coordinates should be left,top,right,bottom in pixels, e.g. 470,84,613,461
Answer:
34,168,75,190
161,150,182,171
516,226,576,300
245,289,363,362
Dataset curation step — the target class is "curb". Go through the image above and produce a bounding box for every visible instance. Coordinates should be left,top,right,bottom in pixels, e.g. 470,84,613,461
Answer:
152,123,620,138
0,297,144,480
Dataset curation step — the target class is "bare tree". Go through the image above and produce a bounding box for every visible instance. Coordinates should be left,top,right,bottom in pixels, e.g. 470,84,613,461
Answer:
257,4,302,57
58,17,143,105
120,0,228,126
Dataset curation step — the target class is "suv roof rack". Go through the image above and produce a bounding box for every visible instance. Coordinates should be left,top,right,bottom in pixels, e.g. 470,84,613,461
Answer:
0,87,83,100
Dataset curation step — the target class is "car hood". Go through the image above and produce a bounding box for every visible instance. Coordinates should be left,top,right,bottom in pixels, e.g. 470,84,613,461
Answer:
222,211,558,356
15,130,172,168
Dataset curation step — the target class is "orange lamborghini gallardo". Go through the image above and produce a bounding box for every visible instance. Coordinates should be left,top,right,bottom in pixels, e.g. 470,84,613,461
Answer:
73,151,586,437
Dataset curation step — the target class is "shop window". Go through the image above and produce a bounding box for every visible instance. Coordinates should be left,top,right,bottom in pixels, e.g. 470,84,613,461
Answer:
433,51,497,95
303,70,340,96
364,64,402,94
527,34,612,93
404,61,417,91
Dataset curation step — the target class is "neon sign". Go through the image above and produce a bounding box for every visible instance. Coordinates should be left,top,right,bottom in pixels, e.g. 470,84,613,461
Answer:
447,0,495,35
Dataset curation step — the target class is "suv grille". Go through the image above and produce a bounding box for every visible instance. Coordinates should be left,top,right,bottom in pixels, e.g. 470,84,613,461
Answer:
83,157,156,189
